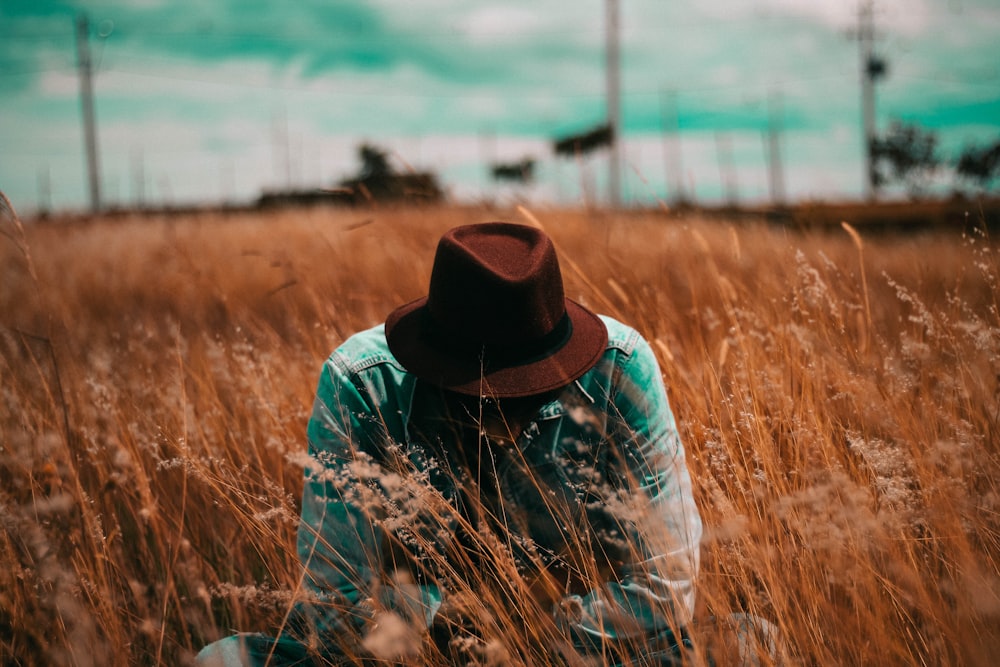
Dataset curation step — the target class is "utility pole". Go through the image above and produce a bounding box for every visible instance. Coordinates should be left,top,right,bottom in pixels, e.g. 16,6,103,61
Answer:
660,89,684,204
715,132,738,207
131,148,145,208
282,113,291,189
858,0,878,200
37,165,52,216
765,91,786,206
479,126,496,194
75,13,101,213
605,0,622,208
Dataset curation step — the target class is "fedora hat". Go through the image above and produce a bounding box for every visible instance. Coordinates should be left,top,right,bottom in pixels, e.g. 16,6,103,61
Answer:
385,222,608,398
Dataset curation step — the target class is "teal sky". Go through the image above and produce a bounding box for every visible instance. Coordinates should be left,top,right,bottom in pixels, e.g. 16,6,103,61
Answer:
1,0,998,213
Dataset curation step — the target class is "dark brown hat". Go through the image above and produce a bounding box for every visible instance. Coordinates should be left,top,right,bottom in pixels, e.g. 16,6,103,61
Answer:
385,222,608,398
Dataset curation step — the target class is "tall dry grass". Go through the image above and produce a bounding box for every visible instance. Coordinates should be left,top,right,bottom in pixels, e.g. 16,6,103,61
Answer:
1,199,998,665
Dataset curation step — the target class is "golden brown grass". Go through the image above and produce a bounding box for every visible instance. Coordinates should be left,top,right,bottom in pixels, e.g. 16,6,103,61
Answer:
2,199,998,665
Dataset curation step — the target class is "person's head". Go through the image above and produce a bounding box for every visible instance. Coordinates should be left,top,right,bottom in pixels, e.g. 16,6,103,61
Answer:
385,222,607,401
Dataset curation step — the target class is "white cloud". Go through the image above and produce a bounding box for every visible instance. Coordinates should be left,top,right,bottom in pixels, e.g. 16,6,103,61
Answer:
458,6,544,43
693,0,931,36
37,69,79,97
3,0,998,213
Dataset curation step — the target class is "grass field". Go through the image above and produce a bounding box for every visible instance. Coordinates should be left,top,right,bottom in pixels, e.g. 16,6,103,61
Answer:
2,199,999,665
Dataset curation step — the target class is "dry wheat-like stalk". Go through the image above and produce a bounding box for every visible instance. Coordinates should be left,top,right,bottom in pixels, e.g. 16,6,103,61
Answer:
1,205,998,665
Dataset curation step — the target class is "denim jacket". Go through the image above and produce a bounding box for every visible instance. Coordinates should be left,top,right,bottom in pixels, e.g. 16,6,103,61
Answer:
295,315,702,659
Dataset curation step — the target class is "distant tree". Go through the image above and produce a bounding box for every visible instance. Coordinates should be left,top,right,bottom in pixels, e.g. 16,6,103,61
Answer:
955,138,1000,191
358,143,393,179
871,119,940,196
491,158,535,183
553,123,614,157
337,142,444,204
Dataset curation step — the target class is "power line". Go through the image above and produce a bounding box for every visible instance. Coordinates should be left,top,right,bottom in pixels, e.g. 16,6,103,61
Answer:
91,59,862,99
0,66,74,78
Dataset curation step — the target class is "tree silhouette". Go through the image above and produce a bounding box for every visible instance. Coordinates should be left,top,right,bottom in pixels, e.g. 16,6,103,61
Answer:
871,120,940,196
956,138,1000,191
552,123,614,157
337,143,444,204
358,143,393,179
491,158,535,183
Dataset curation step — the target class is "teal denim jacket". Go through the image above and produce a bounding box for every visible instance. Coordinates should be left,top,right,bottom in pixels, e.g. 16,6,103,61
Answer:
294,315,702,660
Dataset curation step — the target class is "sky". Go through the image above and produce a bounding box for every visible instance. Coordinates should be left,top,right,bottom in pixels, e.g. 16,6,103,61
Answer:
1,0,998,214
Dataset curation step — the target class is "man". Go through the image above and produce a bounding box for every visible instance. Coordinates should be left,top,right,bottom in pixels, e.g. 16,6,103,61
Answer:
198,221,703,666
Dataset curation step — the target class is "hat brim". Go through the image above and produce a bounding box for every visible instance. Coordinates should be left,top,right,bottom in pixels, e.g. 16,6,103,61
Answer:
385,298,608,398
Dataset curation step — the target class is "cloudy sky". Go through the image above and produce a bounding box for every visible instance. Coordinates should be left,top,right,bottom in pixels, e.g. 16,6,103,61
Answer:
2,0,998,213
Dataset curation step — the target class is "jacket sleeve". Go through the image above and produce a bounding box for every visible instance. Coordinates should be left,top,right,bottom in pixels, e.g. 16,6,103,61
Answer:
292,351,441,645
558,333,702,655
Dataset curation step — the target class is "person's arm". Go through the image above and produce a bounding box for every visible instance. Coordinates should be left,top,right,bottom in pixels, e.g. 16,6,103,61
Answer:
556,334,702,657
292,351,441,649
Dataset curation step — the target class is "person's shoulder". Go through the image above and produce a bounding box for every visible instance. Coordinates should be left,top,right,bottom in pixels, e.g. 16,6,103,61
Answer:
330,323,406,374
597,315,645,356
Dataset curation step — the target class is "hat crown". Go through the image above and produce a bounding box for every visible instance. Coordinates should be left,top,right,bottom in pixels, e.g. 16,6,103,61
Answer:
427,222,566,347
384,221,607,398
